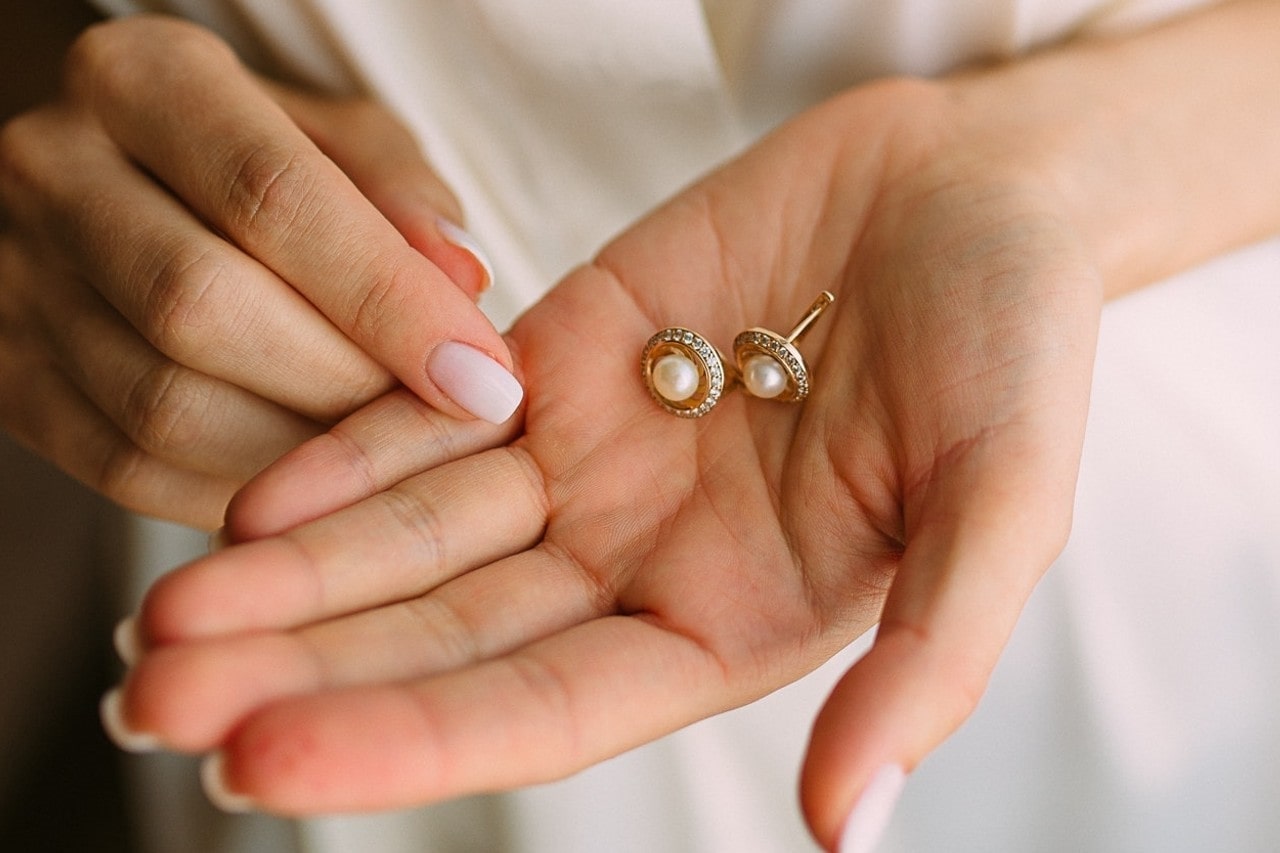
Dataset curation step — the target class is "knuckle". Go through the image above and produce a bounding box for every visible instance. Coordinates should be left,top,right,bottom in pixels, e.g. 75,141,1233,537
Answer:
122,361,212,459
507,655,583,763
222,144,317,241
346,256,415,344
323,426,380,495
62,22,124,95
323,363,396,420
379,485,447,571
95,441,155,513
504,445,553,522
65,17,235,105
142,244,233,360
400,596,482,669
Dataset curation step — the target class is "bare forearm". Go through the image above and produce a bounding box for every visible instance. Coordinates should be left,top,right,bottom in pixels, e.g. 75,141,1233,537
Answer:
948,0,1280,298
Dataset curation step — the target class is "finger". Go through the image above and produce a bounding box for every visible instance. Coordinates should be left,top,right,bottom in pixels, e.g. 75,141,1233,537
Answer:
206,616,731,815
118,547,605,752
50,279,323,482
0,351,235,529
267,86,493,301
66,19,521,423
224,388,519,541
1,104,392,422
3,212,323,482
139,446,549,643
799,432,1079,851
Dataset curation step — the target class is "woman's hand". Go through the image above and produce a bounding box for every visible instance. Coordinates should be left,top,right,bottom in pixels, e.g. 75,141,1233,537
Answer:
106,3,1280,848
0,16,516,529
112,76,1100,846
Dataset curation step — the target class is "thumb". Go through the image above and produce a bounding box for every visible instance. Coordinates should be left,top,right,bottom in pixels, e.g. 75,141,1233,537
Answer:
801,435,1078,852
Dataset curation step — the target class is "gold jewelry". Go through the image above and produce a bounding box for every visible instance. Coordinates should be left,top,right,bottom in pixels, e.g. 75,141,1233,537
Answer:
733,291,834,402
641,327,733,418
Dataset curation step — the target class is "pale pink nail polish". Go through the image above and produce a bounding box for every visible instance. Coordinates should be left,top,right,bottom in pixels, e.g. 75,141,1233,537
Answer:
100,688,161,753
427,341,523,424
436,217,495,293
201,753,256,813
838,764,906,853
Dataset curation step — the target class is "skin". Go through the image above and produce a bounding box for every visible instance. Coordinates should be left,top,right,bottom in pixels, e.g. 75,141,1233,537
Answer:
0,14,505,528
4,2,1280,851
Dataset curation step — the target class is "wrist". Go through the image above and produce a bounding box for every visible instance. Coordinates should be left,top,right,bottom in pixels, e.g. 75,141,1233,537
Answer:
937,1,1280,299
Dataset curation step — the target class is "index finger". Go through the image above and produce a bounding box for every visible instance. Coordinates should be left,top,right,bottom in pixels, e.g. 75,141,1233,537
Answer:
66,18,522,424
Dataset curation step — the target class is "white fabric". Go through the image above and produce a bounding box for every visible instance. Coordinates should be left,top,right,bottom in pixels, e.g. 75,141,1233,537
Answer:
86,1,1280,851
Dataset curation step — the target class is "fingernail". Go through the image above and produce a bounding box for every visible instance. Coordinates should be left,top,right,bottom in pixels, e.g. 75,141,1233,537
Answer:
427,341,523,424
838,764,906,853
201,752,256,813
100,688,161,753
436,217,494,293
208,527,229,553
113,616,143,667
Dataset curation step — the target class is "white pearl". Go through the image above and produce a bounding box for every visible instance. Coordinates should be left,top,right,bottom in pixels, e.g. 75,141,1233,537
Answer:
743,354,788,399
652,353,700,402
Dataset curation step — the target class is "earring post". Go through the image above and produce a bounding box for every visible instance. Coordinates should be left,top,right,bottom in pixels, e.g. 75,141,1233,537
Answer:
785,291,835,344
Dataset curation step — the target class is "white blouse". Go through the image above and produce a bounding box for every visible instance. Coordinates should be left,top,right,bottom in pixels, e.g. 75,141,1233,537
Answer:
88,2,1280,852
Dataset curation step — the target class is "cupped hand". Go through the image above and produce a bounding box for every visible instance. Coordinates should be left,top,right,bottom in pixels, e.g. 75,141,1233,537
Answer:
0,15,514,528
117,78,1102,849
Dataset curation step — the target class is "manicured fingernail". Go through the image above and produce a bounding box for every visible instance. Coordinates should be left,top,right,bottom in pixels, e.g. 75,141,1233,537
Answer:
427,341,523,424
100,688,161,753
208,527,229,553
112,616,142,667
436,218,494,293
201,753,256,813
838,764,906,853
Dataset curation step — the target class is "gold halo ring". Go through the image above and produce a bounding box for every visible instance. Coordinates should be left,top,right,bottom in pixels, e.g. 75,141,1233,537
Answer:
641,327,733,418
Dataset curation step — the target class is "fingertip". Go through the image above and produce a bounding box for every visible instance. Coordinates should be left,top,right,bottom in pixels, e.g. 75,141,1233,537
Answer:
426,341,525,425
223,476,281,543
202,752,257,813
113,616,143,668
223,439,343,540
138,539,311,642
836,764,906,853
434,217,494,300
801,627,990,849
225,407,418,540
100,687,162,753
377,195,491,300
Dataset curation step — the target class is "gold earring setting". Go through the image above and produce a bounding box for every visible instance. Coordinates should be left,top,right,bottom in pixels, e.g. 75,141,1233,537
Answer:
641,291,834,417
640,327,731,418
734,291,834,403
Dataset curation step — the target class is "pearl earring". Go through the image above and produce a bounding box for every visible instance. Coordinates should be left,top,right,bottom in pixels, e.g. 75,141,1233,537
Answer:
641,327,733,418
733,291,834,402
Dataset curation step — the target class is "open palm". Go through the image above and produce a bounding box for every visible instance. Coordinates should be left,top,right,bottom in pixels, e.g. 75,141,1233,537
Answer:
117,80,1103,849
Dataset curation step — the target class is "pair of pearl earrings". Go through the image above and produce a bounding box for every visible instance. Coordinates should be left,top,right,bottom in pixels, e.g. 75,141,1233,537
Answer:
641,291,834,418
